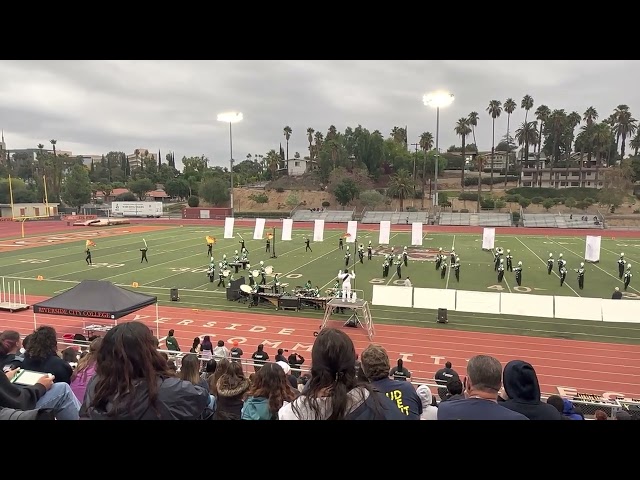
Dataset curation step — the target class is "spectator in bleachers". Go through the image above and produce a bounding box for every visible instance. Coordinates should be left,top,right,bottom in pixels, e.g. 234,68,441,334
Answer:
2,364,81,419
288,351,305,378
546,395,581,420
0,331,23,370
437,355,528,420
61,347,79,369
190,337,200,353
81,321,209,420
251,344,269,372
278,328,406,420
434,361,459,401
275,348,288,363
360,344,421,419
213,340,229,361
166,329,180,352
179,354,210,393
70,337,102,403
276,361,301,393
440,378,464,402
615,410,632,420
167,360,178,374
200,336,214,359
229,341,243,362
201,359,217,383
500,360,562,420
416,385,438,420
389,358,411,382
21,326,73,385
594,410,608,420
209,358,230,397
242,362,298,420
0,405,55,420
213,361,249,420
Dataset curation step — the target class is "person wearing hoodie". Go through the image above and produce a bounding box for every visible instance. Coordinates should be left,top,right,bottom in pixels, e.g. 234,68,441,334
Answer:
241,362,297,420
81,321,210,420
416,385,438,420
214,361,250,420
212,340,229,361
500,360,562,420
546,395,581,420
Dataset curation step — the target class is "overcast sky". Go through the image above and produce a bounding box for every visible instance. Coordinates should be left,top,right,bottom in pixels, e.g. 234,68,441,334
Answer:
1,60,638,169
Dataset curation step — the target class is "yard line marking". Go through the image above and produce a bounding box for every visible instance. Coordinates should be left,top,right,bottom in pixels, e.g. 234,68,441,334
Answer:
548,238,640,295
515,236,581,297
445,235,456,290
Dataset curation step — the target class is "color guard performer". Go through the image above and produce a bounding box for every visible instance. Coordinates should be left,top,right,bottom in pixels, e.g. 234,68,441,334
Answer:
273,273,281,294
514,261,523,286
259,261,267,285
440,261,447,279
558,253,566,275
559,265,567,286
207,241,213,256
85,247,92,265
140,247,148,263
576,262,585,290
239,237,247,253
344,247,351,267
402,247,408,267
358,244,364,263
305,238,312,252
618,253,626,279
453,257,460,282
266,236,271,253
367,241,373,260
505,249,513,272
497,259,505,282
339,237,344,250
217,263,225,287
547,254,554,275
382,258,389,278
624,264,632,291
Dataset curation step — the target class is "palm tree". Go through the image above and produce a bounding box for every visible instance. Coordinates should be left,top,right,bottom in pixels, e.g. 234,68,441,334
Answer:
613,110,638,159
265,149,280,179
583,106,598,126
313,131,324,154
534,105,551,187
387,169,414,211
326,125,338,141
454,118,472,190
611,105,631,154
486,100,502,190
419,132,434,209
468,112,479,147
565,111,581,180
283,126,292,160
521,95,534,123
306,128,315,159
514,122,538,187
630,132,640,157
503,98,517,186
593,122,613,184
546,109,567,187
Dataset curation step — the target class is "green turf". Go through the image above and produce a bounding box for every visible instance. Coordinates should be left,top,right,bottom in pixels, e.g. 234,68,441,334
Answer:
1,225,640,344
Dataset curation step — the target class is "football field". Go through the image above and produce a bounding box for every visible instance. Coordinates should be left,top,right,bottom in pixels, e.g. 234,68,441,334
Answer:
2,223,640,344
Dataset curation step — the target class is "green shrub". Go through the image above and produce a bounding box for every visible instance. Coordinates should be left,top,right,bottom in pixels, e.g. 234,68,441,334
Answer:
458,192,477,201
406,206,417,212
460,208,469,213
464,175,518,186
322,201,330,207
276,187,285,193
248,193,269,204
187,195,199,207
506,187,600,201
531,196,544,204
481,197,495,209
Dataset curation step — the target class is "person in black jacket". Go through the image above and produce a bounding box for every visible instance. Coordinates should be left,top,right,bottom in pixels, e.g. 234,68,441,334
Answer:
500,360,563,420
1,366,81,419
21,326,73,384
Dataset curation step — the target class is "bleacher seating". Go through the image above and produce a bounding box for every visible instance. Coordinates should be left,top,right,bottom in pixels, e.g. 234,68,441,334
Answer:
477,213,511,227
522,213,605,229
291,210,354,223
361,211,429,224
439,212,472,226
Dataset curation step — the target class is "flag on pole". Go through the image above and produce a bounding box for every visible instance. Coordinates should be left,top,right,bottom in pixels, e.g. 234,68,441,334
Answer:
206,236,216,244
143,238,148,248
86,240,96,248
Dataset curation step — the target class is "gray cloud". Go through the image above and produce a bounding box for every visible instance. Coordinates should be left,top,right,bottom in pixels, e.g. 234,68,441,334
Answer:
1,60,638,169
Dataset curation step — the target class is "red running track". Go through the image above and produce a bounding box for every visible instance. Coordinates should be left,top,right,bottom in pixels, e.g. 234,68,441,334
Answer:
3,295,640,400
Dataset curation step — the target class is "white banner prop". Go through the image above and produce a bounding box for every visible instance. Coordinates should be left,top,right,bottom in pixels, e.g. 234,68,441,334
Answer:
281,219,293,241
223,217,234,239
585,235,601,263
313,219,325,242
411,222,423,246
378,221,391,244
482,228,495,250
253,218,266,240
346,221,358,243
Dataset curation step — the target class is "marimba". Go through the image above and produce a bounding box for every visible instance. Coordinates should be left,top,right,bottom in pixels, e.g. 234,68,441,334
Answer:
257,292,282,308
299,296,330,310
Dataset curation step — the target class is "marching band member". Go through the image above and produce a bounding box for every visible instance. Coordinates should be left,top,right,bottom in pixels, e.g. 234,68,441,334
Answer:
514,261,523,286
217,262,225,287
559,264,567,286
250,283,260,306
576,262,585,290
233,250,240,263
367,241,373,260
505,249,513,272
266,236,271,253
453,257,461,282
338,269,355,303
273,273,281,294
450,249,456,264
305,280,313,291
358,244,365,264
239,237,247,253
305,238,312,252
241,248,249,268
493,248,502,271
497,258,505,282
312,285,320,297
344,247,351,267
547,253,554,275
248,264,255,287
440,260,447,279
382,258,389,278
395,254,403,279
558,253,566,275
207,258,215,283
435,248,443,270
402,246,408,267
624,264,632,291
259,261,267,285
618,253,626,279
222,254,229,270
333,281,345,314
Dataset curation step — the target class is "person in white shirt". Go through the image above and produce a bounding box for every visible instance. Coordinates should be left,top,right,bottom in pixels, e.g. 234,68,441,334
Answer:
212,340,229,361
416,385,438,420
338,269,355,302
404,277,412,287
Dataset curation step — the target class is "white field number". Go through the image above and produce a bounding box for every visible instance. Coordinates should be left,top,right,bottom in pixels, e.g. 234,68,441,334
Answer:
90,263,124,268
19,259,49,264
488,284,532,293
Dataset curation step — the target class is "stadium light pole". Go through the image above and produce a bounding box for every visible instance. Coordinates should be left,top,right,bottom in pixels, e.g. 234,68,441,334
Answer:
217,112,244,217
423,91,454,209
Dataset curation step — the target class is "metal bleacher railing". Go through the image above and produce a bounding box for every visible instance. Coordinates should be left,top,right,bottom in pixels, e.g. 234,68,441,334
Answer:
291,209,354,223
361,211,429,224
522,213,605,229
56,339,637,419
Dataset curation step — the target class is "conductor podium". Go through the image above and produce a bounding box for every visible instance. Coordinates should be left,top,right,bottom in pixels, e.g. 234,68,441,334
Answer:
320,298,375,341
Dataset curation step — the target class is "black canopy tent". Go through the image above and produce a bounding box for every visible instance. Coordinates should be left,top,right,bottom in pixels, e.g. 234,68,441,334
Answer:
32,280,159,335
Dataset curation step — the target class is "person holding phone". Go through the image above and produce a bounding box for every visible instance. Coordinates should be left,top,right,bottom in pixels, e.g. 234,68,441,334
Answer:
1,367,81,420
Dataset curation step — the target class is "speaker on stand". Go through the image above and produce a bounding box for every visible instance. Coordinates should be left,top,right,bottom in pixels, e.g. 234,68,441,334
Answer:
437,308,448,324
170,288,179,302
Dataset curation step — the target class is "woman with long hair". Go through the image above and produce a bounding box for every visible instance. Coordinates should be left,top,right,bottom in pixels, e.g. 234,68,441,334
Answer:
81,321,209,420
213,361,249,420
70,337,102,402
242,362,297,420
0,330,22,369
200,336,213,358
209,358,230,397
278,328,406,420
21,326,73,384
190,337,200,354
179,354,209,392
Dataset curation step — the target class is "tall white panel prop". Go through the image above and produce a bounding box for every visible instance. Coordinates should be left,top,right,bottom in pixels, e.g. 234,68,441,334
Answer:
482,228,495,250
223,217,234,239
411,222,423,246
281,219,293,241
378,221,391,244
585,235,601,263
253,218,266,240
313,219,325,242
346,221,358,243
